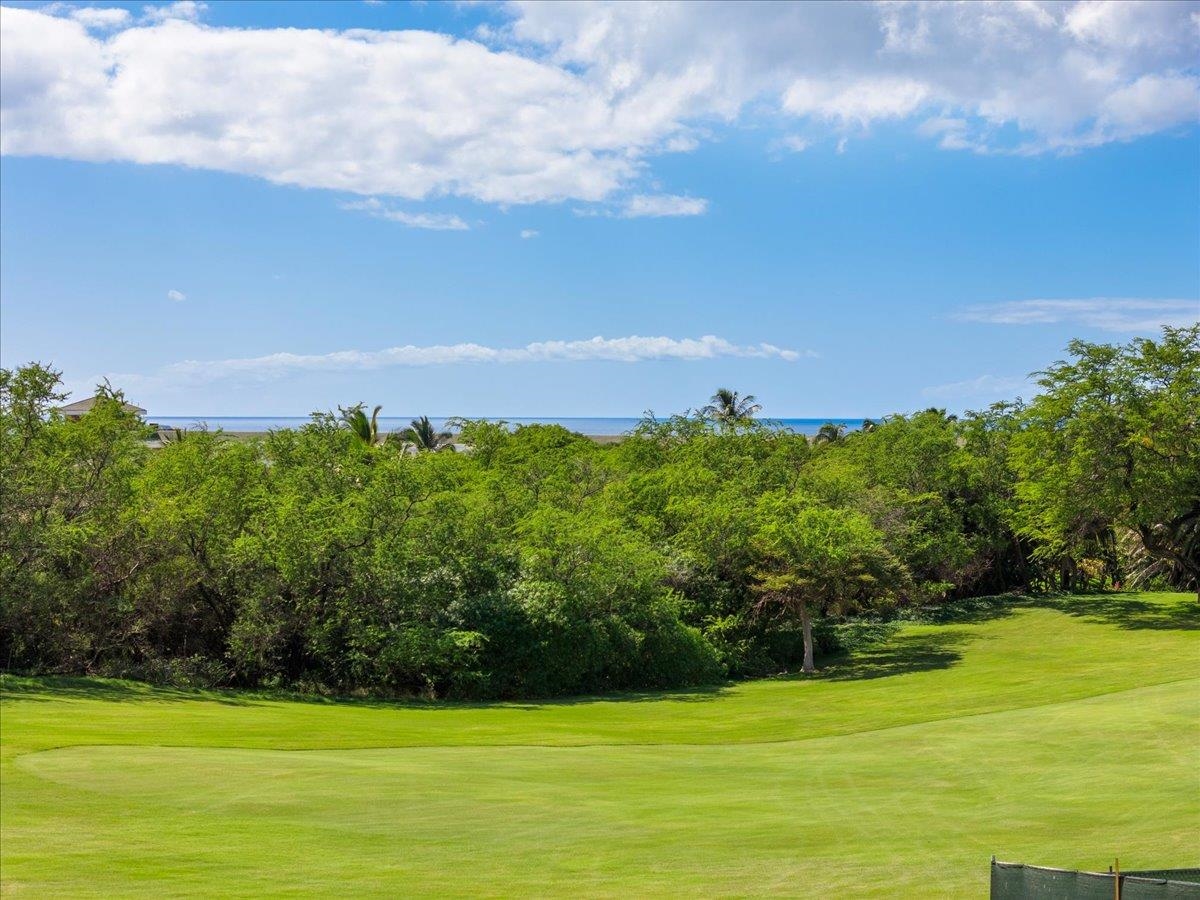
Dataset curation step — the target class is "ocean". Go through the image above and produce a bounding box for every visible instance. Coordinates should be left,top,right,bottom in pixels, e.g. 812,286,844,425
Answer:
151,416,868,437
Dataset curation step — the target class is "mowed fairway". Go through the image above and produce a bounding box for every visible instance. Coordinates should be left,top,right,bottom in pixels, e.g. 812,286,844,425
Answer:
2,594,1198,897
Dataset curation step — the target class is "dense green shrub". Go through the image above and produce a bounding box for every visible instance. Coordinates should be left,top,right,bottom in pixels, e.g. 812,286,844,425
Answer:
2,328,1195,697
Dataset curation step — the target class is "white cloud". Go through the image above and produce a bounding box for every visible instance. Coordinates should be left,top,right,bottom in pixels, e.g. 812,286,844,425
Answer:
520,229,539,239
340,198,469,231
1065,0,1194,53
67,7,132,30
620,194,708,218
922,374,1032,405
783,77,930,125
0,7,639,206
166,288,186,302
771,134,810,155
954,298,1199,332
128,334,809,384
1,1,1197,214
140,2,207,24
505,0,1200,154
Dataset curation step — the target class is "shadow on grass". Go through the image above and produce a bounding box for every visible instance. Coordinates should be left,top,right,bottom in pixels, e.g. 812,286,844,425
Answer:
525,683,732,707
0,672,733,711
4,592,1190,711
1027,593,1200,631
817,630,968,681
903,593,1019,625
0,675,252,706
901,591,1199,631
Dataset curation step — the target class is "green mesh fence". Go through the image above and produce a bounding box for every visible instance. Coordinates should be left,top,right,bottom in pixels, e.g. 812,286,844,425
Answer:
991,861,1200,899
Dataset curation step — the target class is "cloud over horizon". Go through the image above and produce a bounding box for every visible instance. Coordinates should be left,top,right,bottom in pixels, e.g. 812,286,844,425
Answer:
2,1,1197,213
108,334,811,387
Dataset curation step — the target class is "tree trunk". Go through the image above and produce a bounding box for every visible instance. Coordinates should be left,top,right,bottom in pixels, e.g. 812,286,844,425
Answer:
799,598,815,674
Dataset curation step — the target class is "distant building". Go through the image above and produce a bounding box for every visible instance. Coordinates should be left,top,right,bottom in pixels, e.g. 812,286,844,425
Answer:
56,395,147,421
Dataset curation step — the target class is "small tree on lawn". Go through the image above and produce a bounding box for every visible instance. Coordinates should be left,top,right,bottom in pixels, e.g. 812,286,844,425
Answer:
752,494,904,674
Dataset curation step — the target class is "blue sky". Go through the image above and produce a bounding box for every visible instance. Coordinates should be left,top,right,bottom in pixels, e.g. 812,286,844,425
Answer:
1,1,1198,418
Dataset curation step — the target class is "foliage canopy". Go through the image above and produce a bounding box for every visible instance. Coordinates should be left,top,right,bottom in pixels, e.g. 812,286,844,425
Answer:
1,327,1196,697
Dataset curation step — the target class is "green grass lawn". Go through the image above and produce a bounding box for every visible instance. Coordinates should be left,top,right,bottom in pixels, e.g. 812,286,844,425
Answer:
2,593,1198,897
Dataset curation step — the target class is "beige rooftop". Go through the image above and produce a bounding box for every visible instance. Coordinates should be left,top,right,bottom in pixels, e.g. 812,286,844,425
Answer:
57,395,147,418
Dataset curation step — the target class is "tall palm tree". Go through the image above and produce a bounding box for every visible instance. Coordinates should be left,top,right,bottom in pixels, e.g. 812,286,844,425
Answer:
397,415,454,452
813,422,846,445
340,404,383,446
701,388,762,424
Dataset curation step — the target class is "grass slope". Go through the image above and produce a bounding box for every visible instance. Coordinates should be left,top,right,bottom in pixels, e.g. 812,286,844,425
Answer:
2,593,1198,897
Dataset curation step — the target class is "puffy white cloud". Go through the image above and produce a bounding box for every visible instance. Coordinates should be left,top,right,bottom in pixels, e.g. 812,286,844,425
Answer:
139,1,207,24
620,194,707,218
66,7,132,30
0,6,640,205
136,334,808,383
504,0,1200,153
340,198,469,231
1,1,1197,212
782,77,930,124
1064,0,1194,53
166,288,186,302
954,298,1199,332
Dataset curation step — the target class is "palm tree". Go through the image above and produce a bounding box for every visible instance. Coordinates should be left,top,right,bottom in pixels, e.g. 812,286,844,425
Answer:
397,415,454,452
813,422,846,445
860,418,878,433
340,404,383,446
701,388,762,424
922,407,958,423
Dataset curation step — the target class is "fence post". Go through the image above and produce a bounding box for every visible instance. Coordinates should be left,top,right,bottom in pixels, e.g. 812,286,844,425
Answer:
1114,858,1121,900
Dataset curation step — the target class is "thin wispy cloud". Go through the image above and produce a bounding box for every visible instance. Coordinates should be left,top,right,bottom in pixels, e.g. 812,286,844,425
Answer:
136,335,811,384
922,374,1032,405
166,289,186,302
620,195,708,218
340,198,469,231
520,229,539,239
955,298,1198,332
769,135,811,157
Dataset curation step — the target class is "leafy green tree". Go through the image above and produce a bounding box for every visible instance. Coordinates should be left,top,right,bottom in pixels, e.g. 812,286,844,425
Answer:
1,368,148,671
1011,326,1200,593
4,330,1191,698
751,495,905,673
132,430,267,645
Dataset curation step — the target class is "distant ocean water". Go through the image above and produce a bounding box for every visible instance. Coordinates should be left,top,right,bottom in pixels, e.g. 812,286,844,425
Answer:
151,416,867,437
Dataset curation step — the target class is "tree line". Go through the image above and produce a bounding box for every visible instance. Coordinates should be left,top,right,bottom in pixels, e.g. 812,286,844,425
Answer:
1,326,1196,698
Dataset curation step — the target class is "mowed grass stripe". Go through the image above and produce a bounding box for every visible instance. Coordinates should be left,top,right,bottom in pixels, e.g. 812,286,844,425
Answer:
2,593,1198,897
7,680,1197,897
8,674,1199,757
3,597,1198,754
